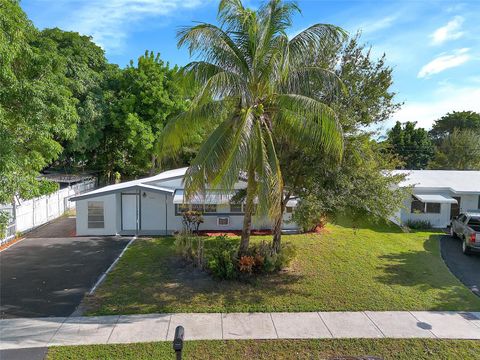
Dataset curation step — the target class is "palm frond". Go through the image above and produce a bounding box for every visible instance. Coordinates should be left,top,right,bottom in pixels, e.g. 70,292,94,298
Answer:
184,107,255,199
274,94,343,157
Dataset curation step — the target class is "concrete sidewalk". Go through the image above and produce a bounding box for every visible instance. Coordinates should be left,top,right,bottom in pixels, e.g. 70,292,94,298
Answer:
1,311,480,349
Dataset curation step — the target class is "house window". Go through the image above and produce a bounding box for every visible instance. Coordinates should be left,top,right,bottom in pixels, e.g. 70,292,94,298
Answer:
217,217,230,226
426,203,441,214
191,204,204,212
175,204,189,215
411,197,425,213
88,201,104,228
230,203,243,213
286,206,294,214
204,204,217,213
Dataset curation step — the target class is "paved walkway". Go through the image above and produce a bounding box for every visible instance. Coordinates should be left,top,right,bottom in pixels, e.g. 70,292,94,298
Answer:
1,311,480,349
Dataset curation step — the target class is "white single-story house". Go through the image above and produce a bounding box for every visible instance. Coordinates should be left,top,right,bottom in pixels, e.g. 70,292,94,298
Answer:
70,168,298,236
393,170,480,228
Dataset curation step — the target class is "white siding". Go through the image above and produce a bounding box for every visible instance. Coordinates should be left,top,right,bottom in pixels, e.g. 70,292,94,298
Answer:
400,190,480,228
76,194,118,236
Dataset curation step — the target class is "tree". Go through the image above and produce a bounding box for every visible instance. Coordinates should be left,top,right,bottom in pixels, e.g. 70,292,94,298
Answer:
430,111,480,141
37,28,112,169
274,34,402,244
0,0,78,203
386,121,435,169
160,0,345,255
96,51,187,181
429,129,480,170
292,135,406,231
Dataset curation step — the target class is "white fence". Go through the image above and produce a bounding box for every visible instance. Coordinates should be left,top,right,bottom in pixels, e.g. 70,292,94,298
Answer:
1,179,96,245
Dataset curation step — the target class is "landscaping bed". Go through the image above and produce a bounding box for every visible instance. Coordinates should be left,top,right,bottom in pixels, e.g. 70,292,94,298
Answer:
84,220,480,315
47,339,480,360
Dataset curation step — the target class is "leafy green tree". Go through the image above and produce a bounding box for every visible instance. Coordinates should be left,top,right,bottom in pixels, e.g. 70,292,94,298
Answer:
38,28,112,168
274,34,402,243
292,136,407,231
429,129,480,170
430,111,480,141
0,0,78,203
96,51,187,181
386,121,435,169
161,0,345,254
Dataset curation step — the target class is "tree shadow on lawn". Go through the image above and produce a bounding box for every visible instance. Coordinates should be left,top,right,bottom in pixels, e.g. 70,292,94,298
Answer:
332,215,405,234
374,234,480,310
155,255,308,311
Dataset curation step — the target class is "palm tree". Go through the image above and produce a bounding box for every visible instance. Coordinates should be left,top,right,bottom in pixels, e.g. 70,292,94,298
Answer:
161,0,345,255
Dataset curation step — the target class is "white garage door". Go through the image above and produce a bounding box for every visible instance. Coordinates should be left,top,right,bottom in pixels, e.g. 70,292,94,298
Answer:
122,194,138,231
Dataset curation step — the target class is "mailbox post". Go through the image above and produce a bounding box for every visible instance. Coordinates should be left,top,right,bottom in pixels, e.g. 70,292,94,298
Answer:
172,326,184,360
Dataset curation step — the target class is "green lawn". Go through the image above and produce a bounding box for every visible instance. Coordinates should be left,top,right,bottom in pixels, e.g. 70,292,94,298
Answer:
85,219,480,315
47,339,480,360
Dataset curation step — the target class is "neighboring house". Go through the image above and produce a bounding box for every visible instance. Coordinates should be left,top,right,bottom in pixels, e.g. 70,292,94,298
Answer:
394,170,480,228
70,168,298,236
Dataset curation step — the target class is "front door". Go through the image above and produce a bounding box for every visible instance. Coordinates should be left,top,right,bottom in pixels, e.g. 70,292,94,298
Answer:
122,194,138,231
450,196,461,219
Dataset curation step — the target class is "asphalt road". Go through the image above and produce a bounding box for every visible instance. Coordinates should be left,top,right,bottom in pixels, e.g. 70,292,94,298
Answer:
0,217,130,318
440,234,480,297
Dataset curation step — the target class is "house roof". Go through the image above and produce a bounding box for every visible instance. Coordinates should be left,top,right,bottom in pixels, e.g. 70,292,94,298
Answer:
394,170,480,193
69,168,188,201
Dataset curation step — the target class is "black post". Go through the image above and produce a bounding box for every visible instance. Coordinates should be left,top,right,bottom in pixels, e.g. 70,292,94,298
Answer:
172,325,184,360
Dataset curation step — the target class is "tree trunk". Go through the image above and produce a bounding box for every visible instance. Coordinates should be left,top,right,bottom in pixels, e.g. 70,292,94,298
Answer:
272,192,290,254
239,169,256,256
149,155,157,176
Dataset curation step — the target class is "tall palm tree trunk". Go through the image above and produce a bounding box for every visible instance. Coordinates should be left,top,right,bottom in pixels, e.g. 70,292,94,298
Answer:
239,169,256,255
272,192,290,253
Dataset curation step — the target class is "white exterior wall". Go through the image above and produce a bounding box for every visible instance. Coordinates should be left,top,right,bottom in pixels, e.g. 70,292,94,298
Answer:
76,194,118,236
76,191,299,236
400,190,480,228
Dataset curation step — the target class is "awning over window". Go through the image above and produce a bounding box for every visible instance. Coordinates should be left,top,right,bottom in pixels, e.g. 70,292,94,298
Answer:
413,194,458,204
173,190,234,204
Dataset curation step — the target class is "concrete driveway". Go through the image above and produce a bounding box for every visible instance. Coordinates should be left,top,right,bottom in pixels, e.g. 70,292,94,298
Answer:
0,217,130,319
440,235,480,297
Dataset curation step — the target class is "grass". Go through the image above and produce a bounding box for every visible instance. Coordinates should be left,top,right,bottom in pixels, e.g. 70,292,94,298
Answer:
47,339,480,359
85,219,480,315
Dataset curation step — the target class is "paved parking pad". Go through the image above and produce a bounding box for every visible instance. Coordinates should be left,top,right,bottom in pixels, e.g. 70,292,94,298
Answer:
1,217,130,318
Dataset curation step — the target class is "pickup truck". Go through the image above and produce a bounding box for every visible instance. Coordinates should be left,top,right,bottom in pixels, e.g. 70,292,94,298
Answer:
450,211,480,255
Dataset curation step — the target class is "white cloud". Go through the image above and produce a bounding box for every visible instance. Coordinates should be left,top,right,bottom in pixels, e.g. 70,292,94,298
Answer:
390,85,480,129
430,16,464,45
417,48,470,78
356,14,400,35
59,0,209,51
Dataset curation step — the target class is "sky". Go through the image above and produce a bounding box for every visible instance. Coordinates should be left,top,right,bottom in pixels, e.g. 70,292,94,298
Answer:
22,0,480,131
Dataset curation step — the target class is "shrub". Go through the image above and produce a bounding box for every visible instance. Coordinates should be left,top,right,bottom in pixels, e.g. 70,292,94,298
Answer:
0,211,10,238
181,210,204,233
206,240,238,279
175,234,298,280
405,219,432,230
238,256,255,274
174,232,205,268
